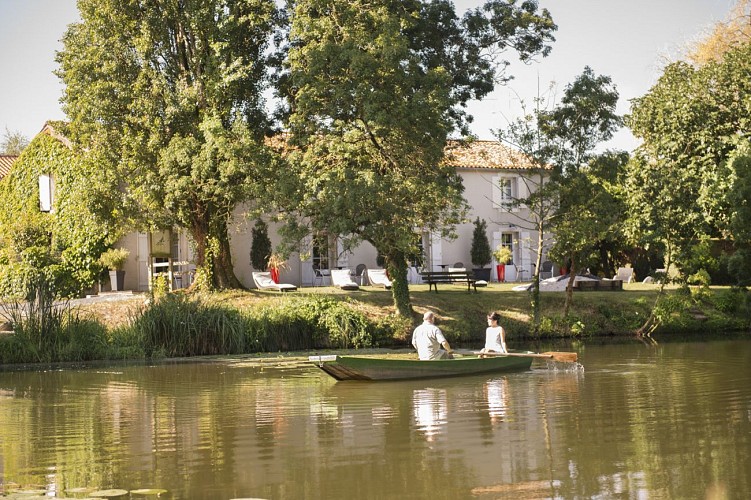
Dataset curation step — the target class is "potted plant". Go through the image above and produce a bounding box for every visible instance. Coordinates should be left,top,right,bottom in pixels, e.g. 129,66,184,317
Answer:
492,244,513,282
470,217,493,281
267,253,289,283
99,248,130,291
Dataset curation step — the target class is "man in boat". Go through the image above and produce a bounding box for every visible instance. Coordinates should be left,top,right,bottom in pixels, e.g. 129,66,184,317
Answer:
412,311,454,360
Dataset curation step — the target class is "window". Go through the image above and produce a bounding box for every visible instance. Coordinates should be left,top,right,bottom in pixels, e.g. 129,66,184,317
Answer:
312,234,329,269
39,174,54,212
492,175,517,211
499,178,513,206
501,233,514,263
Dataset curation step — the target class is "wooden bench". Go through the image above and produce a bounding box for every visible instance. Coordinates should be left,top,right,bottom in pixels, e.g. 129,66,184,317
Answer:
420,270,478,293
573,279,623,291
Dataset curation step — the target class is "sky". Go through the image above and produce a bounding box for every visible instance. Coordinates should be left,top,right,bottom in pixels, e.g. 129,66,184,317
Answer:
0,0,736,152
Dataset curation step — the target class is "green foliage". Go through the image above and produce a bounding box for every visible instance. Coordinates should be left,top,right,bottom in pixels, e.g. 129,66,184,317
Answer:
282,0,555,316
711,287,749,314
0,132,116,299
627,44,751,286
727,143,751,285
470,217,492,267
3,211,51,254
250,219,272,271
0,262,42,300
57,0,280,290
99,247,130,270
132,293,248,358
688,269,712,287
0,278,109,363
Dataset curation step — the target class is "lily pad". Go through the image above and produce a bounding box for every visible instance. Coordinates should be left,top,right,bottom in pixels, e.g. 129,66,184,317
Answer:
130,488,169,496
90,489,129,498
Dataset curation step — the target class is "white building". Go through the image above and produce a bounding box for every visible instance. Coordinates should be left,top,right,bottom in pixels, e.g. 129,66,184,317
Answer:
223,140,553,289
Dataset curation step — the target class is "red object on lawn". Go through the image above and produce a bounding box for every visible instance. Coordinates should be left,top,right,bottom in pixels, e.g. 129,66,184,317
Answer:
496,264,505,282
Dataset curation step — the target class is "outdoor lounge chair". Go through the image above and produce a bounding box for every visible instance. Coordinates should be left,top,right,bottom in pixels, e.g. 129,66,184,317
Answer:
330,269,360,291
252,271,297,292
613,267,634,283
367,268,392,289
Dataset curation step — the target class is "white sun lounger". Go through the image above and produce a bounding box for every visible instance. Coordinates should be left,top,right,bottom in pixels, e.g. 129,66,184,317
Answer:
252,271,297,292
367,268,392,289
330,269,359,291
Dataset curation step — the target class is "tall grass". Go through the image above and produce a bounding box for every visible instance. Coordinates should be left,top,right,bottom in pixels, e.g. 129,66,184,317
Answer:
0,279,109,363
129,294,391,358
131,293,247,358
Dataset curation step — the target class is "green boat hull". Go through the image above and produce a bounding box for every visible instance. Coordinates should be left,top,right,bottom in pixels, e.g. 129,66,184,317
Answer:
309,353,533,381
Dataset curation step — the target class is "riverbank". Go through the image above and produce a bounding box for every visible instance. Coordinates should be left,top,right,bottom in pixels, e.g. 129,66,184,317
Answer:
75,281,749,341
1,282,748,365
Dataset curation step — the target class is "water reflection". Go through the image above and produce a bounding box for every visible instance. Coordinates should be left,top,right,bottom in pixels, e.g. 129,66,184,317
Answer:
411,388,447,441
0,340,749,499
484,377,508,423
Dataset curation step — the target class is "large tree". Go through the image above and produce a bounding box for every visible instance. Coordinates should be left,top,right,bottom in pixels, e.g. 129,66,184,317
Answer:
625,41,751,333
542,67,622,315
496,67,622,329
57,0,280,289
282,0,556,316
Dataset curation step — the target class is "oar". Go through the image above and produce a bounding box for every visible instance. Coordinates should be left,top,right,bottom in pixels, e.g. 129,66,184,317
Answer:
455,350,578,363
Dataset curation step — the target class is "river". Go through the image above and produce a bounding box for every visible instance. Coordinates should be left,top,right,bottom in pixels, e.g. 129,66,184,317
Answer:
0,338,749,499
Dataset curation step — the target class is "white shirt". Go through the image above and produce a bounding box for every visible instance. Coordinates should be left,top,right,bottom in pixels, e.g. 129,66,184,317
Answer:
412,321,447,360
484,326,507,353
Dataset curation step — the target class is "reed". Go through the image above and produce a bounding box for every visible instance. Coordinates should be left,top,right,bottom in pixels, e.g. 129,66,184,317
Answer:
130,293,247,358
0,278,110,363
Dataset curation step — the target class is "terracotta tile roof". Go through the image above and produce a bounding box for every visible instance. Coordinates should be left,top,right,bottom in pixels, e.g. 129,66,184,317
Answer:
266,134,537,170
0,155,18,180
443,140,537,170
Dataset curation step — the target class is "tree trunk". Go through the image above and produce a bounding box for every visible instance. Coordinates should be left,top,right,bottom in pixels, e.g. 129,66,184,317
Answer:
387,251,413,317
530,220,545,333
636,249,672,337
189,215,243,290
212,226,243,289
564,255,577,317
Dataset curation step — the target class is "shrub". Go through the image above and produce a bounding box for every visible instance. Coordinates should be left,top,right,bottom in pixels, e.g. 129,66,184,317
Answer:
470,217,492,268
712,287,748,314
0,262,41,300
250,219,272,271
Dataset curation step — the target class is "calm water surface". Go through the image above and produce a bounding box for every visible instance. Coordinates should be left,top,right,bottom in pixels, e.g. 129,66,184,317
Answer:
0,339,750,499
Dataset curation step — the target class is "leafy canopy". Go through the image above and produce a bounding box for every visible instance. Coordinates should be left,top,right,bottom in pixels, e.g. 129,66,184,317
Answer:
56,0,281,289
282,0,556,316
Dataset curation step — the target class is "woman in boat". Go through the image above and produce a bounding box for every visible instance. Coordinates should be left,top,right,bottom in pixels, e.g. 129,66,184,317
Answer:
481,311,507,356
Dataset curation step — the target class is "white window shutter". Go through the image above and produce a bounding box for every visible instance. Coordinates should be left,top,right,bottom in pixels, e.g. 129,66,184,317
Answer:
39,174,52,212
491,175,501,209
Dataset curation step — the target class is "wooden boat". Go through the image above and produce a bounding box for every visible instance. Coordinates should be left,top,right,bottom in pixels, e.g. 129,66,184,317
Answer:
309,352,534,381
